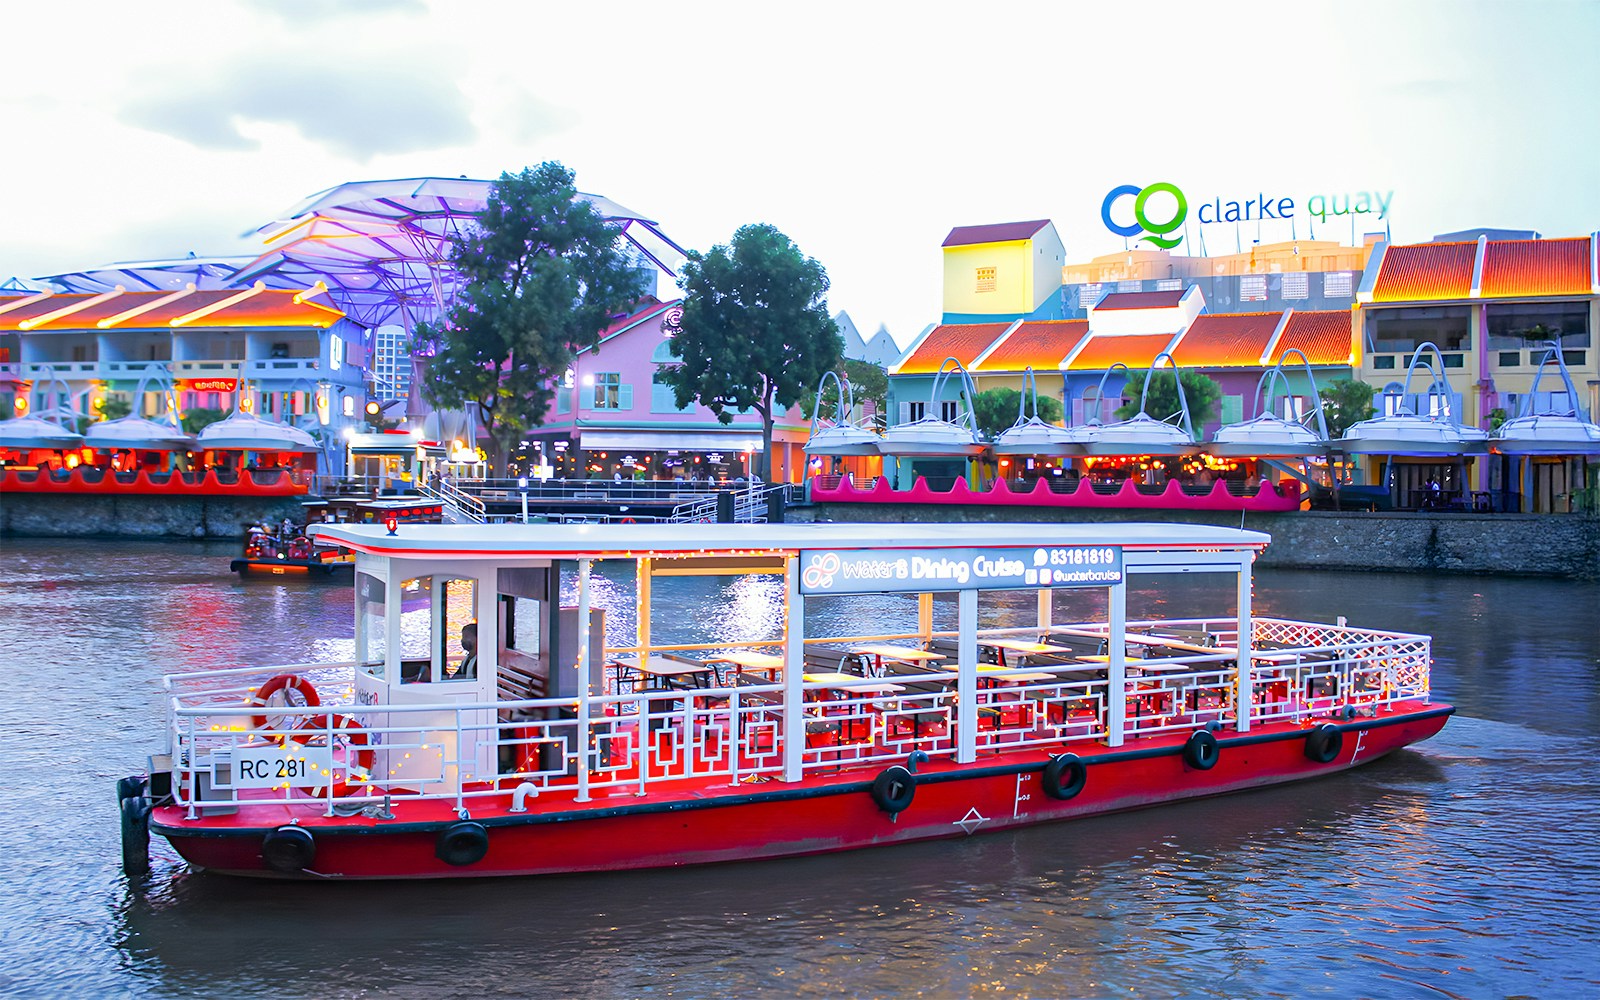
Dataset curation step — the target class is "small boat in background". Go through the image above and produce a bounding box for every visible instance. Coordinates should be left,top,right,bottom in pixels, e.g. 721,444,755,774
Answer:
229,496,444,576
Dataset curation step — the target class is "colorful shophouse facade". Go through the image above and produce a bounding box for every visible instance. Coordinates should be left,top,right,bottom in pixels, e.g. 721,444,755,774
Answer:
0,285,368,475
518,298,811,483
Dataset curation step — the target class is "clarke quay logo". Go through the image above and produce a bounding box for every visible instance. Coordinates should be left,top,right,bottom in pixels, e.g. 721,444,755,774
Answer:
1102,182,1394,251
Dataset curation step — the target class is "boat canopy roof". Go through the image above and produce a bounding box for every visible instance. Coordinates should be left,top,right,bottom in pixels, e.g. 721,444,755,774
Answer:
310,520,1271,561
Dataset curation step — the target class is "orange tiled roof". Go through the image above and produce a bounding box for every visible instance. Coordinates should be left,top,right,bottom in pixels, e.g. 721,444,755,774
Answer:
1370,242,1476,302
1168,312,1281,368
973,319,1089,372
1066,333,1177,371
0,288,344,331
896,323,1012,374
1480,238,1593,298
1270,310,1353,366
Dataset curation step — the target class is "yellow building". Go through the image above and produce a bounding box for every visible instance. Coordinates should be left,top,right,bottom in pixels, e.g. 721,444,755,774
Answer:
941,220,1065,321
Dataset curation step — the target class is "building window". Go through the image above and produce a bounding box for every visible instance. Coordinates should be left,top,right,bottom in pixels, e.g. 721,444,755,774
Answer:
1220,394,1243,424
651,373,694,413
940,400,961,422
1155,279,1184,292
902,401,927,423
1373,355,1396,370
1281,273,1309,300
1240,275,1268,302
1279,396,1306,421
1498,351,1522,367
975,267,996,293
1324,272,1354,297
591,373,631,410
1116,280,1142,293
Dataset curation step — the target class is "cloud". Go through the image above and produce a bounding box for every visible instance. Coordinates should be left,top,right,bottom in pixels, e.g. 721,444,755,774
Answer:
243,0,428,25
122,55,476,160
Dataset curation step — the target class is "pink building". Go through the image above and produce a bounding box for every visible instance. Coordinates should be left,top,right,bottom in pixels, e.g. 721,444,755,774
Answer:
521,299,811,482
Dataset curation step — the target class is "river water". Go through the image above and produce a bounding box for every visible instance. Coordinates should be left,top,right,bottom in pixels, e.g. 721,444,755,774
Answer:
1,537,1596,999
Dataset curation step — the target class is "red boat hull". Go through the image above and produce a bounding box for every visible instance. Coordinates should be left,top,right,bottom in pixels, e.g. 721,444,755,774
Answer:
152,706,1451,880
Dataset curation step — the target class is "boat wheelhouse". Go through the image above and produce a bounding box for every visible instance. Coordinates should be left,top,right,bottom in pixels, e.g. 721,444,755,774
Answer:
125,520,1451,880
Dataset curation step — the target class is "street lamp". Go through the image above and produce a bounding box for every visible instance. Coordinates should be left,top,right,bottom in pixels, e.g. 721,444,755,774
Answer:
517,476,529,524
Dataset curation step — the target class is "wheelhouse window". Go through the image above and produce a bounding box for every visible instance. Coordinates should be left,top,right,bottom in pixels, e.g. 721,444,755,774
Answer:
397,575,479,683
357,572,387,680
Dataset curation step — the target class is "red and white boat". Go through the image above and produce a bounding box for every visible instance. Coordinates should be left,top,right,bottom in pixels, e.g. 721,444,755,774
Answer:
122,521,1451,879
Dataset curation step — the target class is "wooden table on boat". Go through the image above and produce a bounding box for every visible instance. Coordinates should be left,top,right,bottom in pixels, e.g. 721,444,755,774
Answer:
850,644,945,676
611,654,716,692
708,650,785,678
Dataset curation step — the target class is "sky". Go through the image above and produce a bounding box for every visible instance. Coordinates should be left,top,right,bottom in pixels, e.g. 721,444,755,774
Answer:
1,0,1596,348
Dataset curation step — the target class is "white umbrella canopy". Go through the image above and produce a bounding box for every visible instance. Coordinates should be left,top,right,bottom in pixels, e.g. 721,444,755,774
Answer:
1339,412,1490,456
1491,413,1600,456
1209,413,1329,458
805,424,882,457
84,415,195,452
991,417,1081,456
877,418,987,457
1075,412,1203,458
0,416,84,451
197,411,319,453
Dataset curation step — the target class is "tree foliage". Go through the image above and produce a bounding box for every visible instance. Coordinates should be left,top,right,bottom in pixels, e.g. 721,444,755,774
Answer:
1317,378,1376,438
416,162,648,471
801,358,889,427
658,224,842,479
180,407,227,434
970,387,1064,439
1113,370,1222,435
95,396,132,421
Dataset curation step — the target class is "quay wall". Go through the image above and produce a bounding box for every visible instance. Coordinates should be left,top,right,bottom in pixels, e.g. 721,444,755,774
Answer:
0,493,305,539
801,503,1600,580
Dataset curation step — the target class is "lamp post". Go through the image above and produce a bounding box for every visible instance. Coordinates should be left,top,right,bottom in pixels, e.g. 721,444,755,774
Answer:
517,476,529,524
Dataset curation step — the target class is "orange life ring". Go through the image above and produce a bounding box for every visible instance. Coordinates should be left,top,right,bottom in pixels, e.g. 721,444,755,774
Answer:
286,713,374,798
249,674,322,730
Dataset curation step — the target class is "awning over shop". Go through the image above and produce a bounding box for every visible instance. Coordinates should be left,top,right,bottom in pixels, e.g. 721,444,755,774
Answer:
577,430,766,452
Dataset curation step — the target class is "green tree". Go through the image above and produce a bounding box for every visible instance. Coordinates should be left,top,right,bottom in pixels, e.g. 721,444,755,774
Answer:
417,162,648,472
95,396,132,421
1317,378,1375,438
801,358,889,426
659,224,842,480
970,387,1064,439
181,407,227,434
1114,370,1222,435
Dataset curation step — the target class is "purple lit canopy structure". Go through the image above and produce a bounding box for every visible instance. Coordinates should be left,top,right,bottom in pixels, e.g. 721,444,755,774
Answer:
229,177,690,330
35,254,252,294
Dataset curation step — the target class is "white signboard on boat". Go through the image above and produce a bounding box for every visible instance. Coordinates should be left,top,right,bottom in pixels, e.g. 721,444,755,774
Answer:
227,744,336,789
798,546,1122,595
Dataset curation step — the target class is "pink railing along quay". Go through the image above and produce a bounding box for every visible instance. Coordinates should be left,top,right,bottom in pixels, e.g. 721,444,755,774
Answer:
809,475,1302,512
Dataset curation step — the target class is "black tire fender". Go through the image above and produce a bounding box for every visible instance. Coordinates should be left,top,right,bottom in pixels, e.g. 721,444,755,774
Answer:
436,821,490,866
1183,730,1220,771
1304,723,1344,764
261,825,317,873
120,796,152,876
870,766,916,814
1041,753,1087,801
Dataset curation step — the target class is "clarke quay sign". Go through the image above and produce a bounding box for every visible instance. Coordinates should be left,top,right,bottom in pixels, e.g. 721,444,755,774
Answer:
1101,181,1394,250
798,545,1123,596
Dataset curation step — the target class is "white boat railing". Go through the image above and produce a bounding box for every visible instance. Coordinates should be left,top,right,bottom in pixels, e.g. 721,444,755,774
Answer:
157,619,1431,818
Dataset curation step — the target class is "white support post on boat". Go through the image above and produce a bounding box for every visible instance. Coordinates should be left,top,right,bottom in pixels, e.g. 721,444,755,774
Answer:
956,588,978,764
782,556,805,782
1037,587,1052,631
636,557,652,667
1235,555,1254,733
575,558,593,803
918,592,934,643
1106,579,1127,747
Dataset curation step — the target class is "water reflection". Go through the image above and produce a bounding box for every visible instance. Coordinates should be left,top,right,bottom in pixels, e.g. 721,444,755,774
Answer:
2,539,1597,998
